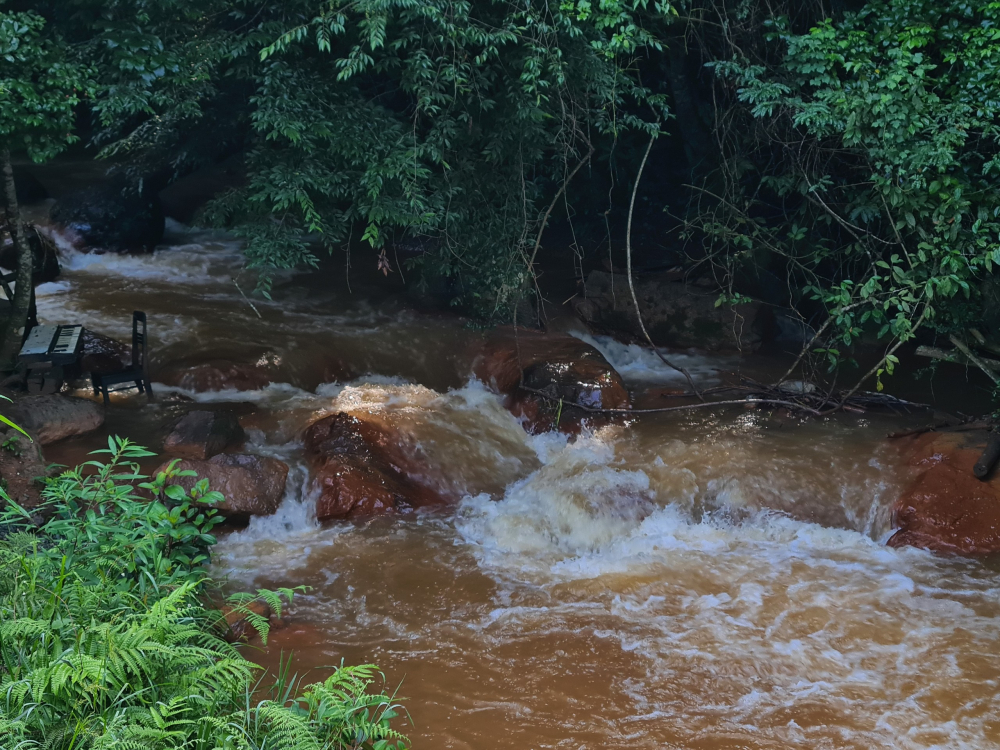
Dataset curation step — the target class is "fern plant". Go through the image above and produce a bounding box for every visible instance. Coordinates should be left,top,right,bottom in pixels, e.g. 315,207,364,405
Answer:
0,438,409,750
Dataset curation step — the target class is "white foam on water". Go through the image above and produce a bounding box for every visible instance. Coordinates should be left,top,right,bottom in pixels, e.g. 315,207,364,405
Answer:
30,199,993,746
451,425,1000,749
210,435,341,587
56,237,245,284
39,220,241,283
153,380,327,407
185,369,1000,749
569,329,730,385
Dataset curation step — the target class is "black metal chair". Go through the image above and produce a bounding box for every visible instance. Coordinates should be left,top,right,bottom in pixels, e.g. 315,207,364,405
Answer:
92,311,152,405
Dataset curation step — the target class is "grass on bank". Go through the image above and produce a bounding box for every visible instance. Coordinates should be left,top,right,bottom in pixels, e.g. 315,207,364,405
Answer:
0,437,409,750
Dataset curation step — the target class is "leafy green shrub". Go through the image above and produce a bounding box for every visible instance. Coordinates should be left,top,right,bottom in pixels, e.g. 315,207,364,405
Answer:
0,437,409,750
701,0,1000,359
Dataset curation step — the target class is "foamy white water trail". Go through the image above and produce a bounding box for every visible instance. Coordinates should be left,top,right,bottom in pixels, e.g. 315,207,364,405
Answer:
30,207,1000,750
205,376,1000,750
570,329,730,385
54,220,247,282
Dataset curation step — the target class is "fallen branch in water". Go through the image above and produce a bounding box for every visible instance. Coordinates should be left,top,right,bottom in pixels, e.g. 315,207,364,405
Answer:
519,385,823,416
643,380,929,414
233,277,263,319
887,419,989,439
822,306,929,414
916,344,1000,373
516,372,933,420
916,344,1000,371
950,335,1000,387
969,329,1000,357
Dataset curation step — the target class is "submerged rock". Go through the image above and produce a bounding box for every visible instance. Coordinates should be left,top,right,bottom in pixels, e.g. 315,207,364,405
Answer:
474,327,630,434
221,599,272,643
303,411,442,520
777,380,817,395
163,410,245,460
50,175,164,252
158,359,275,392
572,270,770,351
11,395,104,445
155,453,289,519
888,430,1000,555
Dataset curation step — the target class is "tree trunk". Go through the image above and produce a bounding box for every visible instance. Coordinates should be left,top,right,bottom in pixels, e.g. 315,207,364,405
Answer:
0,148,34,371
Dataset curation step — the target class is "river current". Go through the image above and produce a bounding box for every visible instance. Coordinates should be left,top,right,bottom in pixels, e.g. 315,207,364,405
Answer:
25,218,1000,749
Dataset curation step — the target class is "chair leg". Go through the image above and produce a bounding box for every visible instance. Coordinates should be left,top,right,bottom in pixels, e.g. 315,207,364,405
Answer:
101,387,110,407
144,377,153,401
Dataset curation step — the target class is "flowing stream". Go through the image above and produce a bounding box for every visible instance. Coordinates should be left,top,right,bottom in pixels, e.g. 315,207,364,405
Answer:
29,218,1000,749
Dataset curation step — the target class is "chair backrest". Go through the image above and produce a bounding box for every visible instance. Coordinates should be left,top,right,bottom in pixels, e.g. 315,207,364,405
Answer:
131,311,147,371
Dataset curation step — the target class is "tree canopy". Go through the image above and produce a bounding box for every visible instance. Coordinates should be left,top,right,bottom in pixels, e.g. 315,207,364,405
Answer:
4,0,1000,376
703,0,1000,374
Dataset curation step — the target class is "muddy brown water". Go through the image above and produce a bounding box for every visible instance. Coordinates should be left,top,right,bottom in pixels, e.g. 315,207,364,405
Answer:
14,214,1000,749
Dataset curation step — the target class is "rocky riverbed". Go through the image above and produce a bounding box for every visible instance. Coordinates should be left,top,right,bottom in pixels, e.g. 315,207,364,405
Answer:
2,190,1000,749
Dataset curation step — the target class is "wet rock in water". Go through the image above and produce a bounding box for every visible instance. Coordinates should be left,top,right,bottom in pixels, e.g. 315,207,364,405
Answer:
10,395,104,445
158,359,275,392
50,174,165,252
777,380,817,395
0,429,48,512
572,270,770,351
303,411,442,520
888,430,1000,555
80,329,131,376
155,453,289,518
163,410,245,460
220,599,272,643
0,225,60,284
474,327,630,434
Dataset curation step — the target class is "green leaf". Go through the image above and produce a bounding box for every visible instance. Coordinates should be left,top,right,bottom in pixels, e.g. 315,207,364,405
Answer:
164,485,187,502
0,413,30,440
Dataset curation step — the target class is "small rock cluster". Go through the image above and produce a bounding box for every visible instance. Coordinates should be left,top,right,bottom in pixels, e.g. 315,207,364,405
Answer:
156,409,288,520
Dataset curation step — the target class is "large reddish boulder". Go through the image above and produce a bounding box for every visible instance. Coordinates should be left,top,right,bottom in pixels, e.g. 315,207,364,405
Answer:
473,327,630,433
303,412,442,520
888,430,1000,555
154,453,289,518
